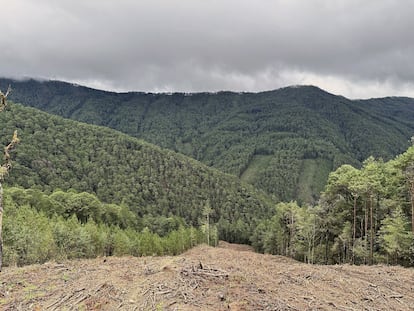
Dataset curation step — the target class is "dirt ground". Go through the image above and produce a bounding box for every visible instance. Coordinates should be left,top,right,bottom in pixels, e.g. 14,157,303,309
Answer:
1,241,414,310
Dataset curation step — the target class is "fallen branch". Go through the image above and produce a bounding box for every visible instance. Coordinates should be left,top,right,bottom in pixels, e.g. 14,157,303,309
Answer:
389,294,404,299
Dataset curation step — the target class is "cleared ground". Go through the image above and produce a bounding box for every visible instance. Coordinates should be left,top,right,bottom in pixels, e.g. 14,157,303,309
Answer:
240,155,273,184
1,242,413,310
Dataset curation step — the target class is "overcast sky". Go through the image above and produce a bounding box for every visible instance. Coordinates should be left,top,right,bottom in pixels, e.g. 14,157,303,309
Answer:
2,0,414,98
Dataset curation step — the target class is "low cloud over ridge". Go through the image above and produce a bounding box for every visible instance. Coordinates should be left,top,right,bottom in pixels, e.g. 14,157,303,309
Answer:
2,0,414,98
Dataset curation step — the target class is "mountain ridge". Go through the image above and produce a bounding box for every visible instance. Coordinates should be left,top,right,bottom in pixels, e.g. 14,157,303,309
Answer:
1,77,413,203
0,77,343,96
4,77,414,101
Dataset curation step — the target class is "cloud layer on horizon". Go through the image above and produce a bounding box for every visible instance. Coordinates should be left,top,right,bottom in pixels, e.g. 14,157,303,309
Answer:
2,0,414,98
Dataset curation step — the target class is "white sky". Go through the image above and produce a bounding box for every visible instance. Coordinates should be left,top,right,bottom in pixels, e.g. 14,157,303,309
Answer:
1,0,414,99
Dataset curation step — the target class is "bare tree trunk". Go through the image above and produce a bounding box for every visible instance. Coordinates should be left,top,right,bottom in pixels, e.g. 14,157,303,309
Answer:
0,182,3,272
352,195,357,264
369,195,374,265
404,164,414,234
411,182,414,234
290,211,294,257
206,212,210,246
364,199,368,264
311,224,315,264
202,202,212,246
0,86,19,272
325,230,329,265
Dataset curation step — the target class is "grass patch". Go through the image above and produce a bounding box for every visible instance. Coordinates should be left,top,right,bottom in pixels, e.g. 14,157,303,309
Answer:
296,158,332,204
240,155,273,184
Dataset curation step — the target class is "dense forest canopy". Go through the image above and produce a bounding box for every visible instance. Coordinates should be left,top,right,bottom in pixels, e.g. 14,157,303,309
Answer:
2,78,414,203
0,102,274,246
2,187,207,266
252,145,414,266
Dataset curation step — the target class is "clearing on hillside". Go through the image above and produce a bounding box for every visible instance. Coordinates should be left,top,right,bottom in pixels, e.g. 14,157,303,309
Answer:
1,242,413,310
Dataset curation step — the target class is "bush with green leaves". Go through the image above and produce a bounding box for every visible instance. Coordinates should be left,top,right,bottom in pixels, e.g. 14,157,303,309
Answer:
2,188,204,267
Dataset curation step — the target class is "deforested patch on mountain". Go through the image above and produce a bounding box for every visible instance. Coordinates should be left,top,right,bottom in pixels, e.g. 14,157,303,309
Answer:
2,78,414,203
0,102,273,244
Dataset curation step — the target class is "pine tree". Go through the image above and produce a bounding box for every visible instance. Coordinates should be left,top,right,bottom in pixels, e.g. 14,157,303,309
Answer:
379,207,413,264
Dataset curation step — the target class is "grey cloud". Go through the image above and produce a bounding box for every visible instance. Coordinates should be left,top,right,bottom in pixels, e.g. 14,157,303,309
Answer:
1,0,414,98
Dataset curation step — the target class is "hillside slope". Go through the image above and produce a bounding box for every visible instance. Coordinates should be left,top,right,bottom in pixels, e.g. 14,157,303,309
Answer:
2,78,414,203
0,103,273,242
1,242,413,310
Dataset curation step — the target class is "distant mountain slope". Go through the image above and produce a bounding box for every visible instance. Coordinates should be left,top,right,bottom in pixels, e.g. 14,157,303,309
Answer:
0,103,273,243
2,78,414,203
357,96,414,129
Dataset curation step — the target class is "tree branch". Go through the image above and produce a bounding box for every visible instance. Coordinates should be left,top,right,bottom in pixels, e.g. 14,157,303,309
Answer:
0,85,11,112
0,131,19,181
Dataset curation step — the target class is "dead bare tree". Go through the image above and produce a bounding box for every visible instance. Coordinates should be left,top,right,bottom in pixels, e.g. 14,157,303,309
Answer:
0,86,19,272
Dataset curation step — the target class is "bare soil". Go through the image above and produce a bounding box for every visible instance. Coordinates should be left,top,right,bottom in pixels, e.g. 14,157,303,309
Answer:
1,241,414,310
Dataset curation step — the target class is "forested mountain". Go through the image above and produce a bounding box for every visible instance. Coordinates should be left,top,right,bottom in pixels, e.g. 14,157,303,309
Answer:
1,102,273,245
2,78,413,203
2,102,414,267
1,82,414,267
